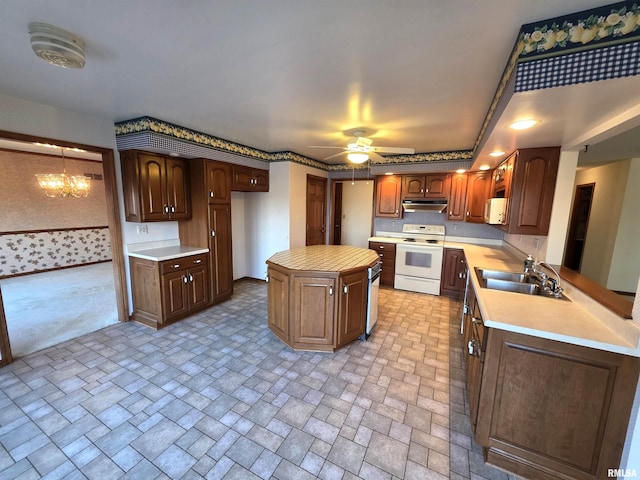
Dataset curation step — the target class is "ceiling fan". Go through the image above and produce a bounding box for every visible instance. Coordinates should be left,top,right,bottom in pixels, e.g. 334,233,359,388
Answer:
310,129,415,163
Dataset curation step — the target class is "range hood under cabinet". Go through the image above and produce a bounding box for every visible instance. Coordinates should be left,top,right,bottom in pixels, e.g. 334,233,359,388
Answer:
402,199,448,213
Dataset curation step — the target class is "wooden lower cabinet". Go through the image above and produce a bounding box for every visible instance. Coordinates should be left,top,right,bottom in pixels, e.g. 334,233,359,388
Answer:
472,325,640,480
440,248,466,298
368,241,395,287
130,253,209,328
267,265,369,351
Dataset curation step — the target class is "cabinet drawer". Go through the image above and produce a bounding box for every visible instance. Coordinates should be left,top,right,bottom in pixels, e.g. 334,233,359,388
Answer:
160,253,208,274
369,241,396,256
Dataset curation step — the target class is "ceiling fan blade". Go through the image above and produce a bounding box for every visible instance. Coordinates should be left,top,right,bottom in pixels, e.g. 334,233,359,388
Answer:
323,151,349,161
368,152,386,162
370,146,415,154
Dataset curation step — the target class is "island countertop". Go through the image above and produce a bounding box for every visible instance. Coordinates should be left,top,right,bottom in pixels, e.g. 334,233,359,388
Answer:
267,245,379,272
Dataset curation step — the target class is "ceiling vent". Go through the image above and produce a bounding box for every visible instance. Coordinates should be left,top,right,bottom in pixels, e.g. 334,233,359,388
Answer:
28,22,86,69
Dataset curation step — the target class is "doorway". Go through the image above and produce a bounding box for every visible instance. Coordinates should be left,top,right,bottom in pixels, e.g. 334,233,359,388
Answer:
306,175,327,246
0,131,127,364
564,183,595,271
330,179,374,248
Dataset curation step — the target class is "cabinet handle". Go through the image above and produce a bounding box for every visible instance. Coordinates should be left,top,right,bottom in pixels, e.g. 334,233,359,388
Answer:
193,259,202,264
466,211,470,216
379,253,384,257
395,209,399,214
171,205,176,213
265,272,269,283
425,188,429,193
471,316,482,324
343,285,348,295
379,245,384,249
210,230,216,237
449,211,452,216
189,274,194,282
420,188,424,193
209,190,215,198
183,275,189,284
171,264,180,269
329,285,333,296
163,205,170,214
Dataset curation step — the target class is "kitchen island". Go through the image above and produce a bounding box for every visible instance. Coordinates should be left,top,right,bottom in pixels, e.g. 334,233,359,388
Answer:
266,245,379,351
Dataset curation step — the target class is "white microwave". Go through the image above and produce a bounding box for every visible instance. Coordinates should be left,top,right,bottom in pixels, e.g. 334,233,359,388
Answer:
484,198,508,225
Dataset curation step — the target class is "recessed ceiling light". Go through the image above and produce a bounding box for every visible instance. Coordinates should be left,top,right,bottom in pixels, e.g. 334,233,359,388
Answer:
489,151,505,157
510,119,538,130
384,172,394,176
456,169,465,174
479,165,491,171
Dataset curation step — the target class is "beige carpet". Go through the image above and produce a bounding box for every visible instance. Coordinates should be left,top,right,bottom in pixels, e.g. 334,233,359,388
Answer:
0,262,118,358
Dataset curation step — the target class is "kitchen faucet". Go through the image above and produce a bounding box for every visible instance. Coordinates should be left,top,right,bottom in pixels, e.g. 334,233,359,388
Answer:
524,255,563,298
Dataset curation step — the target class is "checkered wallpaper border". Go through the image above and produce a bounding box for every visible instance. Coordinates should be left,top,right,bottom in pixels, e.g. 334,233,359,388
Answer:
515,42,640,92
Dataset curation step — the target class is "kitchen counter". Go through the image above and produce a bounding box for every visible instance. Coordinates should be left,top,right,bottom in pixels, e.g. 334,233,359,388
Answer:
267,245,379,272
459,243,640,357
127,245,209,261
266,245,379,352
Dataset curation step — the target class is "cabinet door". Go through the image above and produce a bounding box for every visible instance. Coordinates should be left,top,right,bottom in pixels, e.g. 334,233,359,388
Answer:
424,174,447,198
231,165,254,191
507,147,560,235
441,248,465,297
375,175,402,217
161,270,189,322
139,153,168,221
252,169,269,192
292,276,335,347
165,158,191,219
402,175,426,198
206,161,231,204
187,264,210,311
209,204,233,302
267,267,289,342
447,173,468,221
337,270,368,347
465,171,492,223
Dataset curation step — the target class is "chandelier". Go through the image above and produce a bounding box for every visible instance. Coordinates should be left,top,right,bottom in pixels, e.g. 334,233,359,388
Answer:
35,148,91,198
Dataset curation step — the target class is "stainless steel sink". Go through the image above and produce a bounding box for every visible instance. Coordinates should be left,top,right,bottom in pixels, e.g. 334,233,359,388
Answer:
474,267,569,300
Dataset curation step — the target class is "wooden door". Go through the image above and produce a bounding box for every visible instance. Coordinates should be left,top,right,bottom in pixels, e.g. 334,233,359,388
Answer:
292,275,335,348
0,288,13,366
306,175,327,246
161,270,189,322
231,165,253,191
166,157,190,219
466,171,492,223
447,173,468,221
209,204,233,302
267,267,290,342
332,182,343,245
337,270,367,347
424,174,448,198
139,153,167,221
375,175,401,217
206,161,231,203
563,183,594,271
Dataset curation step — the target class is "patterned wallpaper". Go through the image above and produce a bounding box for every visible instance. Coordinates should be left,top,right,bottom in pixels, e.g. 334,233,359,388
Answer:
0,227,111,278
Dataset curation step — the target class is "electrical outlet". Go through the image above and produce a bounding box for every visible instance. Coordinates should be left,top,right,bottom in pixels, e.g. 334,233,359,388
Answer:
452,223,458,230
136,225,148,234
534,237,540,249
391,221,395,227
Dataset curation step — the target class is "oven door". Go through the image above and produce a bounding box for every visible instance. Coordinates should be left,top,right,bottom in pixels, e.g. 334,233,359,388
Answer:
395,244,443,279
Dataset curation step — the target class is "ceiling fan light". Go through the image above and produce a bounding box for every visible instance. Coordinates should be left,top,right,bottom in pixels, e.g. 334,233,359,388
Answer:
347,152,369,164
29,22,86,69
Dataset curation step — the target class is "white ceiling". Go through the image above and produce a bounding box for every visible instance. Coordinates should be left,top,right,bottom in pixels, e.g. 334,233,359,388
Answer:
1,1,638,167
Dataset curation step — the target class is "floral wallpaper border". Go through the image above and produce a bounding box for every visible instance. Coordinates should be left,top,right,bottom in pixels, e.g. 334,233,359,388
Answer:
0,227,112,278
115,2,640,169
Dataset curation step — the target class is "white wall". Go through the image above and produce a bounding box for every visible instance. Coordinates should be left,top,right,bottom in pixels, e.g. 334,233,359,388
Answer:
231,192,247,280
608,159,640,292
574,160,629,286
340,180,374,248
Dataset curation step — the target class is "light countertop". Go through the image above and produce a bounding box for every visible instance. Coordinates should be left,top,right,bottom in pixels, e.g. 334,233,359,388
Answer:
460,243,640,357
127,245,209,261
267,245,379,272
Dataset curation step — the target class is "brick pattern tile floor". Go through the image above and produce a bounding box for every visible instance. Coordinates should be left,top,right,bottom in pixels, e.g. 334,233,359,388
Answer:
0,279,521,479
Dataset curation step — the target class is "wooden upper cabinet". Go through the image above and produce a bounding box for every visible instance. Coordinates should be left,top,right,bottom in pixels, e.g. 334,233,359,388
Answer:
402,173,448,199
375,175,402,218
447,173,468,221
231,164,269,192
120,150,191,222
505,147,560,235
491,153,515,198
206,161,231,204
465,171,492,223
